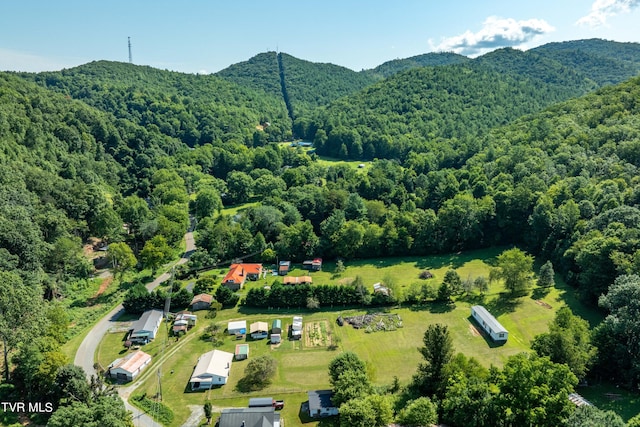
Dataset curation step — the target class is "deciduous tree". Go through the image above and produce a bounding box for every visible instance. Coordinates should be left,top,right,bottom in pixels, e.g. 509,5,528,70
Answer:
490,248,534,296
237,355,276,391
494,353,577,427
397,397,438,427
0,271,47,381
593,274,640,387
566,405,625,427
531,307,595,380
107,242,137,279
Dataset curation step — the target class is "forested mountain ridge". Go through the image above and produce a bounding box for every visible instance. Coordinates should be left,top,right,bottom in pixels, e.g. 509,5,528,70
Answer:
308,59,597,165
532,38,640,86
465,75,640,302
20,60,292,146
19,39,639,151
217,51,378,125
215,52,283,100
0,71,185,274
363,51,470,79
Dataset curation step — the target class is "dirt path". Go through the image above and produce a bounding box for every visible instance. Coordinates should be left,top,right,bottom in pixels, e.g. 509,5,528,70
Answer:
90,275,113,301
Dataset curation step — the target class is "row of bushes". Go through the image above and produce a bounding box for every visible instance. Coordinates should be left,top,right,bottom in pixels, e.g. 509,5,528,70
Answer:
243,281,395,309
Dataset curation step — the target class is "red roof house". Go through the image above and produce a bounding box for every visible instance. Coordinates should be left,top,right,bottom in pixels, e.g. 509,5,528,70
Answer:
221,263,263,291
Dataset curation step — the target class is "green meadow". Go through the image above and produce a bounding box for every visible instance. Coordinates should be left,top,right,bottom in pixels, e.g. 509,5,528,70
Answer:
103,248,603,426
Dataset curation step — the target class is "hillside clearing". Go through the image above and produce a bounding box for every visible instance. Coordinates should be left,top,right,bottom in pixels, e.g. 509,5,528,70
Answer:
109,248,599,426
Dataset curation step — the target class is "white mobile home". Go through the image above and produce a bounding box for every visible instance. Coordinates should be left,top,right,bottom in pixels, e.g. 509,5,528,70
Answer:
471,305,508,342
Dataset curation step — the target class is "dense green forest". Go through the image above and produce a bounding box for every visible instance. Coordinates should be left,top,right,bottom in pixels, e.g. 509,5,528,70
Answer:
363,51,470,79
2,38,640,426
532,39,640,86
22,61,292,146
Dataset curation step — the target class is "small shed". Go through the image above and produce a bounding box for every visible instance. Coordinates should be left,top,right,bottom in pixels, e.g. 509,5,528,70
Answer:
471,305,508,342
373,282,389,296
278,261,291,276
175,312,197,326
250,321,269,339
172,319,188,335
228,320,247,335
190,294,213,311
272,319,282,335
308,390,338,418
235,343,249,360
291,316,303,340
292,316,303,331
302,258,322,271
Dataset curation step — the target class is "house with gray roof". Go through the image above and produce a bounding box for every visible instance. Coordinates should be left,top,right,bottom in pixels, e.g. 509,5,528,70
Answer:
218,407,280,427
307,389,338,418
130,309,163,344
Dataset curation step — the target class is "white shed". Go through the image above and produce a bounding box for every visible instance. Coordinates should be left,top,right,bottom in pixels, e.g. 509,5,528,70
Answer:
227,320,247,335
471,305,508,342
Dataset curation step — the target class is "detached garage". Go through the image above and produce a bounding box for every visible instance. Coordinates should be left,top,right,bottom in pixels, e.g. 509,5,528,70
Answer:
471,305,508,343
107,350,151,382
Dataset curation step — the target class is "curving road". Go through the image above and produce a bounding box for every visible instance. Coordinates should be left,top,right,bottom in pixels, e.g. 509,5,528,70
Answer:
74,229,196,427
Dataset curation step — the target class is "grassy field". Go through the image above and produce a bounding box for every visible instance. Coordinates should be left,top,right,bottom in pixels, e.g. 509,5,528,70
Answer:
314,156,370,172
103,247,610,426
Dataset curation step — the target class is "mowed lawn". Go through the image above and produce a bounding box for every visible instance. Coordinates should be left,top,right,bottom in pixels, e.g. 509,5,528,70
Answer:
106,248,595,427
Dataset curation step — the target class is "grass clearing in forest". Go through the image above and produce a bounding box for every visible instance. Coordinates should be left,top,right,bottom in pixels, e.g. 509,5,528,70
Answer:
110,247,599,427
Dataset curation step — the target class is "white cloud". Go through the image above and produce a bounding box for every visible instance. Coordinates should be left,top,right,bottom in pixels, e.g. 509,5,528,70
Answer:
0,48,79,72
577,0,640,27
432,16,555,56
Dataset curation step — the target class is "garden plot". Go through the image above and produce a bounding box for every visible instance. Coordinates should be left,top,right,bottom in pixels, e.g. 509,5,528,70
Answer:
304,320,332,348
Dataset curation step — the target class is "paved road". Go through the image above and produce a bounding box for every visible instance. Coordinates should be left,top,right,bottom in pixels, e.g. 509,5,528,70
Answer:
74,230,196,427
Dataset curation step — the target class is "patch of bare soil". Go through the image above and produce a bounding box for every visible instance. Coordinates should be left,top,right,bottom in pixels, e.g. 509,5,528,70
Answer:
469,323,482,337
535,300,552,309
89,276,113,304
83,237,104,257
337,277,354,285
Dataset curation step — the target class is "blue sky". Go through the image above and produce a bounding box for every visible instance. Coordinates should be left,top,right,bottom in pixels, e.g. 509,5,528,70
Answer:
1,0,639,74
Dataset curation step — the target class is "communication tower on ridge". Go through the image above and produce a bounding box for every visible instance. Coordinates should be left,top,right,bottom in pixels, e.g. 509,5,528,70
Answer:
128,37,132,64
